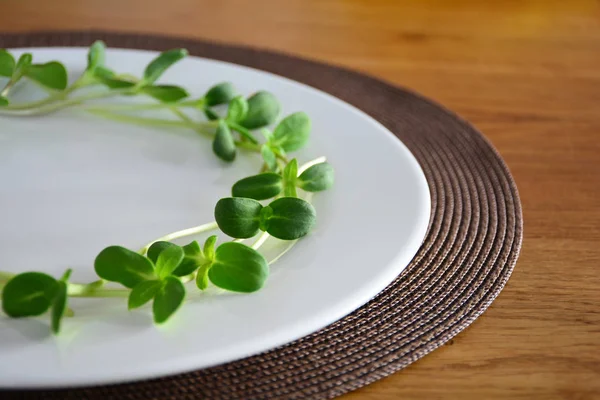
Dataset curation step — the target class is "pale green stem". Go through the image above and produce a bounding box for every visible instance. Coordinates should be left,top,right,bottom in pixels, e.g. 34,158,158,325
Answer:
268,240,298,265
251,231,270,250
2,73,93,111
87,100,201,112
0,80,15,98
298,156,327,174
139,221,219,255
67,282,129,298
0,88,135,115
87,109,209,130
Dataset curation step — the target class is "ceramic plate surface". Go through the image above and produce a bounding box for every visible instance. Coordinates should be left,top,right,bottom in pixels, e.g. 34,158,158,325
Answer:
0,47,430,388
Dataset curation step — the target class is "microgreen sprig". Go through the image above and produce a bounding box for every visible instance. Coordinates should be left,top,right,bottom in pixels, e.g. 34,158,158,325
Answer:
0,42,334,334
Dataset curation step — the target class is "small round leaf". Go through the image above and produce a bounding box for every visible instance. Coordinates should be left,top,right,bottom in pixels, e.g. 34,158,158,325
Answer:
264,197,316,240
143,49,188,84
283,159,298,197
0,49,15,77
1,272,59,317
213,120,236,162
261,144,278,172
203,235,217,261
240,91,280,129
226,96,249,123
15,53,32,76
87,40,106,72
147,241,174,264
205,82,236,107
195,262,211,291
271,112,311,152
142,85,189,102
155,245,185,279
148,241,202,277
209,242,269,293
214,197,263,239
94,246,155,289
0,96,8,107
232,173,283,200
25,62,68,90
152,277,186,324
128,280,162,310
297,162,335,192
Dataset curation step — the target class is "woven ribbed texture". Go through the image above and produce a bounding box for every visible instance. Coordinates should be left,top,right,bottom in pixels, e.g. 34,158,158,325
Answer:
0,31,522,400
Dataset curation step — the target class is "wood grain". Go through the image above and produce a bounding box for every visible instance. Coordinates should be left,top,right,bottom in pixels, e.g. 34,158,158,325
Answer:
1,0,599,398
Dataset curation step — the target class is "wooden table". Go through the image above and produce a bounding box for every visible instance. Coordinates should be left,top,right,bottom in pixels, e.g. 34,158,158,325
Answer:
2,0,599,398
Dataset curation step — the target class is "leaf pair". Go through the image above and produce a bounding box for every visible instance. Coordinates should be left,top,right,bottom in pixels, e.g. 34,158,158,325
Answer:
94,245,192,324
215,196,316,240
268,112,311,152
87,42,189,103
196,238,269,293
0,50,68,97
232,161,335,200
1,269,71,334
212,92,280,162
257,112,311,171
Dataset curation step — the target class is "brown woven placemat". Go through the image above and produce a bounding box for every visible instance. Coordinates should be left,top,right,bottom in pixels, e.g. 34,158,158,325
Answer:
0,31,522,399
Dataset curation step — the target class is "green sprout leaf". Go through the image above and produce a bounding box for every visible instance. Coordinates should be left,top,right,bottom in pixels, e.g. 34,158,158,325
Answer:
15,53,33,76
94,246,155,289
195,262,211,290
297,162,335,192
209,242,269,292
147,241,173,264
153,277,185,324
143,49,188,85
205,82,236,106
213,119,236,162
128,280,162,310
261,144,278,172
270,112,311,152
226,95,249,123
203,235,217,261
0,96,8,106
87,40,106,72
177,240,203,276
240,91,280,129
283,159,298,197
148,241,202,277
262,197,316,240
25,62,68,90
155,245,185,279
50,280,68,334
142,85,189,102
1,272,59,317
95,67,137,89
232,173,283,200
0,49,15,77
204,107,220,121
214,197,263,238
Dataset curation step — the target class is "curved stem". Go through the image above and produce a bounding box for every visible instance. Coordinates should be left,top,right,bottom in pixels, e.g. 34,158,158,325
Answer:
87,108,211,130
0,88,135,116
67,282,129,298
2,73,93,111
87,100,201,112
298,156,327,174
139,221,219,254
251,231,270,250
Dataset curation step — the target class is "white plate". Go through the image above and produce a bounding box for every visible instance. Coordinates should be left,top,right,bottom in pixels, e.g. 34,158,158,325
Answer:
0,47,430,388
